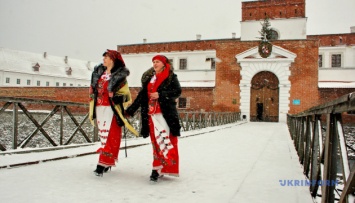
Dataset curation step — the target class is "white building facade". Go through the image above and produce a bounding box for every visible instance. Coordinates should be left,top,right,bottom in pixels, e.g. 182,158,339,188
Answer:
123,50,216,88
0,48,94,87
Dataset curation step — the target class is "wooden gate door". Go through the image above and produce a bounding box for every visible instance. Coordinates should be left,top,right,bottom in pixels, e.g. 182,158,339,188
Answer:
250,71,279,122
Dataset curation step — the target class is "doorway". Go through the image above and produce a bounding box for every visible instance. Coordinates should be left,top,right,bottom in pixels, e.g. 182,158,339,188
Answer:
250,71,279,122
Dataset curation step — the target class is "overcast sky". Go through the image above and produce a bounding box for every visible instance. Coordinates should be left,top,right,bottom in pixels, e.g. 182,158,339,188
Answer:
0,0,354,62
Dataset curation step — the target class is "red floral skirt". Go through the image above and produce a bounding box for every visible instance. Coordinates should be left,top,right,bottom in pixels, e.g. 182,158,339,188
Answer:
96,106,122,167
149,114,179,176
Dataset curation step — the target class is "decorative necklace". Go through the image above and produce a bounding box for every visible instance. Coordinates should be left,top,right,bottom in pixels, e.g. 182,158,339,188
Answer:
101,71,111,81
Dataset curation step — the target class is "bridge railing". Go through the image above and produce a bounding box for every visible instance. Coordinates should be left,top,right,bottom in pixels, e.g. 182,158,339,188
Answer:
287,92,355,203
0,96,241,151
0,96,94,151
178,111,240,131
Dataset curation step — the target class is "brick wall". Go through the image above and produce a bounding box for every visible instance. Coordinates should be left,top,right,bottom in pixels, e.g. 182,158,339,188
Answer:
319,88,355,123
214,40,246,112
308,33,355,46
0,87,90,113
0,87,89,103
0,86,213,113
242,0,305,21
118,40,217,54
118,38,321,114
282,40,320,114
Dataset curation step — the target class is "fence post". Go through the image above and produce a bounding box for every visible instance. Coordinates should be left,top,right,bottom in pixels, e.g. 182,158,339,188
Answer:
60,106,64,145
93,124,98,142
321,113,338,203
303,115,313,176
12,103,18,149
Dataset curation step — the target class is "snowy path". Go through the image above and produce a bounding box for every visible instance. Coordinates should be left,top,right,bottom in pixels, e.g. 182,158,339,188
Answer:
0,122,314,203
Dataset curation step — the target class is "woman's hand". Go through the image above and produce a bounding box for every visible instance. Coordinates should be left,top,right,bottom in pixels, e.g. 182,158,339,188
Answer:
149,92,159,100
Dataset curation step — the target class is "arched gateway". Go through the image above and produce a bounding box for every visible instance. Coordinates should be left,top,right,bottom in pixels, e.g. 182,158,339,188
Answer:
250,71,279,122
236,45,296,122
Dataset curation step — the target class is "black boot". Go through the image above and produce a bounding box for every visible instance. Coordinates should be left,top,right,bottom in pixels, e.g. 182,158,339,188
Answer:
93,165,105,177
150,170,159,182
104,166,111,173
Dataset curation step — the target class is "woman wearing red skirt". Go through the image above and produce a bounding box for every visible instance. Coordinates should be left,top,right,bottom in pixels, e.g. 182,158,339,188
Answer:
126,55,182,182
89,49,135,177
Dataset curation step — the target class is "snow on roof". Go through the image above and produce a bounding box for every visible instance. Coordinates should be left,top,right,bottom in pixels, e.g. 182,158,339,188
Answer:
318,81,355,88
0,47,97,80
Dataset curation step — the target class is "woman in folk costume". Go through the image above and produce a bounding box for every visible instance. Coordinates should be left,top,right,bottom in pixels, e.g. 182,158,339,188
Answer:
126,55,182,182
89,49,137,177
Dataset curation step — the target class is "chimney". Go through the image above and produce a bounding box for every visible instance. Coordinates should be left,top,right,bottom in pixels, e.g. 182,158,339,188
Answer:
86,61,91,69
143,38,147,43
232,32,236,39
64,56,68,63
43,52,47,58
196,34,201,40
351,26,355,33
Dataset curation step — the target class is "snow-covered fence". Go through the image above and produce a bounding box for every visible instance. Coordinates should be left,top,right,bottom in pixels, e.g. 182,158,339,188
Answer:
178,111,240,131
0,96,95,151
0,96,241,151
287,91,355,203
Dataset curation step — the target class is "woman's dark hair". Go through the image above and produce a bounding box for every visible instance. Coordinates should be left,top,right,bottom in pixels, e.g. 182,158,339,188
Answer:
102,52,125,68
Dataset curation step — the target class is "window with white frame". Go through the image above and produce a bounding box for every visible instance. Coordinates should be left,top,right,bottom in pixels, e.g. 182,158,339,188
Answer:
6,77,10,83
63,83,66,87
46,81,50,86
37,81,40,86
318,55,323,68
331,54,341,67
56,82,60,87
16,79,21,85
27,80,31,85
179,58,187,70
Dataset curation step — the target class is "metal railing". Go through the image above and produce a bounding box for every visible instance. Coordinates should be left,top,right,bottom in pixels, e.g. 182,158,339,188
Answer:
287,92,355,203
0,96,241,151
179,111,240,131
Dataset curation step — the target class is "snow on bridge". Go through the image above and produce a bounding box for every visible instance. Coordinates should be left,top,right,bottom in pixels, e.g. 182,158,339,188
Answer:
0,122,314,203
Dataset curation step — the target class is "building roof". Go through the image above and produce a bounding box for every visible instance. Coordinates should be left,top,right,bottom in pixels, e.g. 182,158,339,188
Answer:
0,47,96,80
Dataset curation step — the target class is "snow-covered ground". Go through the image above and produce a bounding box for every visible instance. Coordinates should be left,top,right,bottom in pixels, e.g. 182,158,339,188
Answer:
0,122,315,203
